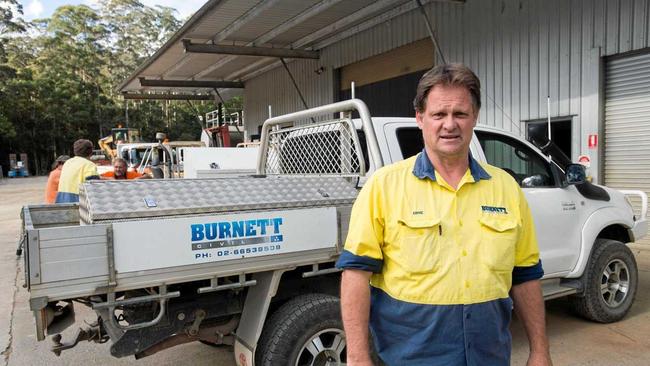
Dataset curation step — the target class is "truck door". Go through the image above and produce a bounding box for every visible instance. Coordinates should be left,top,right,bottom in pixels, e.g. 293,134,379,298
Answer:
474,130,584,276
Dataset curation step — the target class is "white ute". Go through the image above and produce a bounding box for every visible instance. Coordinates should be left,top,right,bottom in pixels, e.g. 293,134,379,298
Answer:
19,100,647,365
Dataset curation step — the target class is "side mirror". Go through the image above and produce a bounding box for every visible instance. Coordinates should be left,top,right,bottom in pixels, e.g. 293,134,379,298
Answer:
565,164,586,185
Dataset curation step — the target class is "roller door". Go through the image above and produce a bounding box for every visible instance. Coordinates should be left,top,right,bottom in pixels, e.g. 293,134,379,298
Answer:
604,51,650,245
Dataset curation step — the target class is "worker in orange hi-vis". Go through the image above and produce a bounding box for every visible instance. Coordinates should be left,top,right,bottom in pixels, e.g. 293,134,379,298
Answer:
44,155,69,204
101,157,150,180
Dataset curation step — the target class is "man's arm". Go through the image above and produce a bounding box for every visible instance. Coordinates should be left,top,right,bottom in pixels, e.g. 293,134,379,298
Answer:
510,280,552,366
341,269,373,366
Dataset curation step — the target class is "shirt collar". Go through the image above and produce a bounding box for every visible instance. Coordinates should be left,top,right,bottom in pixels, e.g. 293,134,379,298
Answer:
412,149,491,182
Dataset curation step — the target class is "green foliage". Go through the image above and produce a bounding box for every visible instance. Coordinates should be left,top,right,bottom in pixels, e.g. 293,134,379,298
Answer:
0,0,26,81
0,2,230,176
0,0,26,35
0,113,15,139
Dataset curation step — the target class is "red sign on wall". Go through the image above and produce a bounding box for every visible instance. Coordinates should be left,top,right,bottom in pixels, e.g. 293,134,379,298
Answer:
588,134,598,149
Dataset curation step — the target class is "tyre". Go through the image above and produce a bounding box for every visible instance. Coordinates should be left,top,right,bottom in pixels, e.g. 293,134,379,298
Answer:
569,239,638,323
255,294,346,366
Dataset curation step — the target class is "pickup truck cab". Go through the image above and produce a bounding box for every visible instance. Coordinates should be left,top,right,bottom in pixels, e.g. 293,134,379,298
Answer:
20,99,647,365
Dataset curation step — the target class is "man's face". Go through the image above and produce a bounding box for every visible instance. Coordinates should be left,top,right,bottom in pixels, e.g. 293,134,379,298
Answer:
114,161,127,178
416,84,478,160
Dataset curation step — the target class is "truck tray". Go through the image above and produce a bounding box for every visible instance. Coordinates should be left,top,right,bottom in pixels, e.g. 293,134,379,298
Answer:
24,176,357,302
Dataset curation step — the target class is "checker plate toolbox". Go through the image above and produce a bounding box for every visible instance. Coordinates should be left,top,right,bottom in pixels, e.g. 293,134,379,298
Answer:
78,176,359,224
20,99,383,359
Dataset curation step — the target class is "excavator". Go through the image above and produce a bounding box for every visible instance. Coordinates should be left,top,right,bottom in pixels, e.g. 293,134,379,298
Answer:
98,127,142,160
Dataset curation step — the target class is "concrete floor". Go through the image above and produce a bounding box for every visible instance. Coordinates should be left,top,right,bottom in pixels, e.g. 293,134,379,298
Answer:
1,176,649,365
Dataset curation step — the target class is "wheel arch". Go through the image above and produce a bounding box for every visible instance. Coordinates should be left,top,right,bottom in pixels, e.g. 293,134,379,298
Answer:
567,206,635,278
597,224,632,244
233,263,342,366
270,264,341,315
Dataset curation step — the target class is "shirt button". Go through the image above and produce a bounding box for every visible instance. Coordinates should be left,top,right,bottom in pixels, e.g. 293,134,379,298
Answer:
465,281,471,288
459,220,463,226
462,250,467,256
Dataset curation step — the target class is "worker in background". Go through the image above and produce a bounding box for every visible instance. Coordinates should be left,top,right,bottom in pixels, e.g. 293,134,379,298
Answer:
337,64,551,366
55,139,100,203
44,155,69,204
101,157,150,179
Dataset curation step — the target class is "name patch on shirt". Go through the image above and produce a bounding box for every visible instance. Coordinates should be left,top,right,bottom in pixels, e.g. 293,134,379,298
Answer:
481,205,508,214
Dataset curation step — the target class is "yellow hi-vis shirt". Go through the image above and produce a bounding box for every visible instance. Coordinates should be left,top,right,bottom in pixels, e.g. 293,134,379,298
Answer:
55,156,99,203
339,152,541,305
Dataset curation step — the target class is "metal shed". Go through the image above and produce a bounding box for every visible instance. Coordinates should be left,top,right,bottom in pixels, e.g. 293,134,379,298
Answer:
120,0,650,191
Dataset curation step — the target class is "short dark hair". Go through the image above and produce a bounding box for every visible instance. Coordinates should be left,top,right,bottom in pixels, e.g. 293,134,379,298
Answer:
73,139,94,157
413,63,481,113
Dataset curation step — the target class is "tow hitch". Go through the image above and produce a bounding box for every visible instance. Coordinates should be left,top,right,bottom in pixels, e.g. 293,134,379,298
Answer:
51,323,108,356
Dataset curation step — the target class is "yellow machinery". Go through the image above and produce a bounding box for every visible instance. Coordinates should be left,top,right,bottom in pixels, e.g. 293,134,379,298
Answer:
98,127,142,160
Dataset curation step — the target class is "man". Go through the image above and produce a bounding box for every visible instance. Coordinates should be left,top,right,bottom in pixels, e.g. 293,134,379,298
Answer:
336,64,551,366
101,157,149,179
55,139,99,203
44,155,69,204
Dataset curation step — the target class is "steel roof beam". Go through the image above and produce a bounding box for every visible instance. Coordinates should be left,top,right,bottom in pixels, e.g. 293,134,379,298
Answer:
122,93,214,101
233,0,450,81
183,41,319,59
225,0,407,81
162,0,282,79
139,77,244,89
193,0,344,79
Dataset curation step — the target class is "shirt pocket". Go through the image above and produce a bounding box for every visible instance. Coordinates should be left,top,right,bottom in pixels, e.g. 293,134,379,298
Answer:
396,217,441,274
479,215,518,272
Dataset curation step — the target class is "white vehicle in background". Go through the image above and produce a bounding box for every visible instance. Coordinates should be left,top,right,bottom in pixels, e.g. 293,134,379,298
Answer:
181,147,258,179
116,138,205,178
19,99,647,365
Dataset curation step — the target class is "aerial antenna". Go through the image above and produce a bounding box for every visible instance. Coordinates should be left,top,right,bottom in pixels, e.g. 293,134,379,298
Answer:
546,95,552,159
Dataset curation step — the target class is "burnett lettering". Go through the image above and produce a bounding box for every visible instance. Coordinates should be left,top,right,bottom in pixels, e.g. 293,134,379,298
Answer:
481,205,508,214
191,218,283,242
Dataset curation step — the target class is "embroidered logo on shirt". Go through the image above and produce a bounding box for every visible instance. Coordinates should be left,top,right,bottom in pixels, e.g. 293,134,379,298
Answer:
481,205,508,214
412,210,424,215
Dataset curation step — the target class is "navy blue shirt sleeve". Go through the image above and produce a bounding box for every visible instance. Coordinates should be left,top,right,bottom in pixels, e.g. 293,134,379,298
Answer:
336,250,383,273
512,260,544,285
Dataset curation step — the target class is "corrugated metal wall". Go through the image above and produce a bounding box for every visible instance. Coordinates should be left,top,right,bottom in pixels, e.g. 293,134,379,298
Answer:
244,59,334,129
244,0,650,170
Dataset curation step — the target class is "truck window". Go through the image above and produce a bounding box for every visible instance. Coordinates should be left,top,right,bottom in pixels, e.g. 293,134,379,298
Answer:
396,127,424,159
356,130,370,172
475,131,555,188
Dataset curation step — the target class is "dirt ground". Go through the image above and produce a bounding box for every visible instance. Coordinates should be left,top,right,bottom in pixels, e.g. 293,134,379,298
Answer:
1,176,649,365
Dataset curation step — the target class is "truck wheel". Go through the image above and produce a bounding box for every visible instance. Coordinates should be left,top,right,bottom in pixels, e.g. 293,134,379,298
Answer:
569,239,638,323
255,294,346,366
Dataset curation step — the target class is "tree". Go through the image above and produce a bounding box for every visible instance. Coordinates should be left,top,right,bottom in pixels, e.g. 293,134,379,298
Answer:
100,0,181,88
0,2,221,177
0,0,25,80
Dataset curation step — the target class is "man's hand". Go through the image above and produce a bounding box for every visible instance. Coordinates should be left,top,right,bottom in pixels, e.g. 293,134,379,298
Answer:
511,280,552,366
340,269,373,365
527,350,553,366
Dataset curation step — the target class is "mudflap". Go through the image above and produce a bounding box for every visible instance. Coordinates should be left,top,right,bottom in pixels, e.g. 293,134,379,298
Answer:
234,340,254,366
233,269,287,366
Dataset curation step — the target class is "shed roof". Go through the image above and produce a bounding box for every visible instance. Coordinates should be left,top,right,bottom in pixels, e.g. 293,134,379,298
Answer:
118,0,463,100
